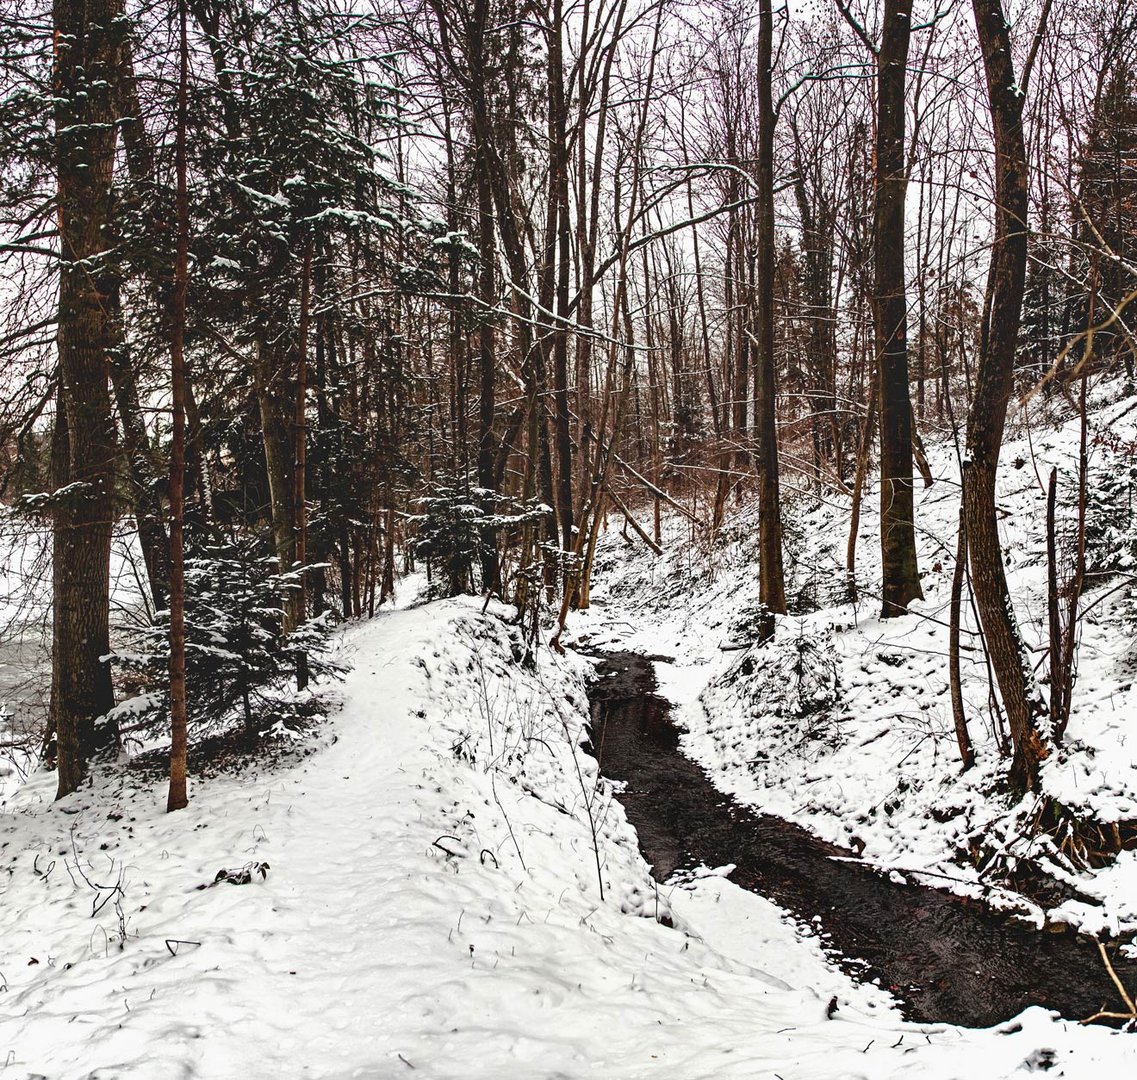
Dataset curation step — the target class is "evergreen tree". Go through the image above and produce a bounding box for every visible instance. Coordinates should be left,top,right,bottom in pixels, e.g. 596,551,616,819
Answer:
114,532,342,742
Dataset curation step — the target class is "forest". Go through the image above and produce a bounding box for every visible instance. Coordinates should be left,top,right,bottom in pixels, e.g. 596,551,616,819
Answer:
1,0,1137,1074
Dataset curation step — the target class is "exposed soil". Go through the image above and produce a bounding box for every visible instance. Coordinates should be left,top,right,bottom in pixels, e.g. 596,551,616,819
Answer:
586,650,1137,1028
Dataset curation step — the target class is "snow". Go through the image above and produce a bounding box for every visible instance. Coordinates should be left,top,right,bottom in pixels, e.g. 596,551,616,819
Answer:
3,598,1133,1077
564,379,1137,951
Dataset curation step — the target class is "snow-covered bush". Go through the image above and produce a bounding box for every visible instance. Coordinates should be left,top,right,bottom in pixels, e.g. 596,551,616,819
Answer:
700,619,845,772
741,623,841,728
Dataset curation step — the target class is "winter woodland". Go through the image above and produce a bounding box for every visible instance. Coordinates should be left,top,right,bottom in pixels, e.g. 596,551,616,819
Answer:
1,0,1137,1075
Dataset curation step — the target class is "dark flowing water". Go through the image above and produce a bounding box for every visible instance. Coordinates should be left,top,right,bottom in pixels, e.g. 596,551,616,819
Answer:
586,650,1137,1028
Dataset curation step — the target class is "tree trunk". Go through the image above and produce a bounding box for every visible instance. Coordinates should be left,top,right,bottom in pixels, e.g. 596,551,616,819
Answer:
963,0,1048,793
754,0,787,636
948,510,975,771
475,143,500,592
293,242,312,689
52,0,120,798
254,340,297,620
167,0,190,812
846,372,877,602
875,0,923,616
542,0,574,552
465,0,501,594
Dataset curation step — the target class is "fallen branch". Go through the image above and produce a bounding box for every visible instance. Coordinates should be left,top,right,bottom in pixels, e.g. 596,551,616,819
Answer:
1081,939,1137,1025
605,486,663,555
431,835,464,858
165,938,202,956
612,452,705,527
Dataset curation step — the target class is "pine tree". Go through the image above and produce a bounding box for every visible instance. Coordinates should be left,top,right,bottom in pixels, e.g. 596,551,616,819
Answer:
115,532,341,743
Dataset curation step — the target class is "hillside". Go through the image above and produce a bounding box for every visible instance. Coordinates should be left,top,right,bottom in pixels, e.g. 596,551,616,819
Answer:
2,599,1134,1077
569,380,1137,941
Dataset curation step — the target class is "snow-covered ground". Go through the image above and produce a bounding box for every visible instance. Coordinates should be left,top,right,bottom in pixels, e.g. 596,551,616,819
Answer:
566,380,1137,947
3,598,1133,1077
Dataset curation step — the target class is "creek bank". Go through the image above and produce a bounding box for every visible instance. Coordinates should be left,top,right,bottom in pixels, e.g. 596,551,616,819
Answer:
585,650,1137,1028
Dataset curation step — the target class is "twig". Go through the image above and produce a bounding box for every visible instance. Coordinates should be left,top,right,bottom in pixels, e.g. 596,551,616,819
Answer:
533,668,607,901
472,655,527,871
165,939,201,956
1080,940,1137,1025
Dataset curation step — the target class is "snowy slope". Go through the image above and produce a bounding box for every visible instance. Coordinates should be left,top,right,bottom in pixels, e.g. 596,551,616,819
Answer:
566,380,1137,943
2,599,1132,1077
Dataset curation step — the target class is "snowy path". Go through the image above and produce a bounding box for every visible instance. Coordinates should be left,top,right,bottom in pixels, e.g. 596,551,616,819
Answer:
1,601,1134,1078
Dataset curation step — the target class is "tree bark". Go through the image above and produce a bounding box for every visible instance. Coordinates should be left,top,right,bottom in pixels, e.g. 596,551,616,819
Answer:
52,0,120,798
949,509,975,771
293,242,312,689
754,0,787,636
167,0,190,812
540,0,574,552
846,369,877,602
875,0,923,616
474,115,500,592
963,0,1048,793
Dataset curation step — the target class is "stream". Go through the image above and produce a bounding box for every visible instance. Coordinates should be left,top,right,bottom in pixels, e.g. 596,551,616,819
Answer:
586,650,1137,1028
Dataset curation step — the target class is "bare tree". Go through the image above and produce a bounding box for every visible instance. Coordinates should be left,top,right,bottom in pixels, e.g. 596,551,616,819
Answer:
963,0,1049,792
753,0,787,635
872,0,923,615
